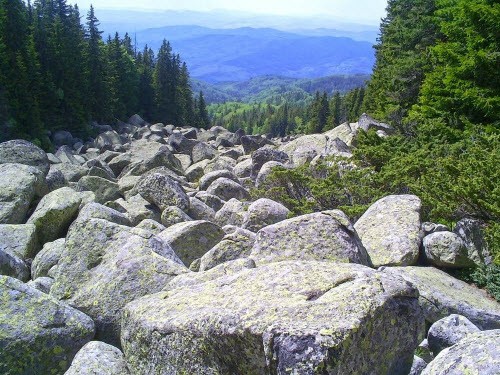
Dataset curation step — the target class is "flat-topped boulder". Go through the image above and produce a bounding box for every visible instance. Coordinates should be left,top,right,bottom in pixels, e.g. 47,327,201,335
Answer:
0,139,50,175
250,210,371,266
121,261,424,374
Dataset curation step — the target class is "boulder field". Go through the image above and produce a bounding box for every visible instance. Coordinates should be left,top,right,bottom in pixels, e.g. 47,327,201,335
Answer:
0,114,498,374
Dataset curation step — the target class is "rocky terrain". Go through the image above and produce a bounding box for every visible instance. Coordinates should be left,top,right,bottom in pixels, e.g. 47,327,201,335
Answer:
0,114,499,375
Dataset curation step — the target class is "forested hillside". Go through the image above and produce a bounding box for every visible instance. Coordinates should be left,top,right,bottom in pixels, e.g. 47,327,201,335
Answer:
0,0,209,148
257,0,499,292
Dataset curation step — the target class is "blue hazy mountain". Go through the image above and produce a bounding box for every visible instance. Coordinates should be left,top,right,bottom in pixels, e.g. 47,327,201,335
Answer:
133,26,375,82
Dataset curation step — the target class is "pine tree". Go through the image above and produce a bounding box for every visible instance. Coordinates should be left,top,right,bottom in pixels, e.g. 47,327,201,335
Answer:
196,91,210,129
154,39,174,123
137,46,155,121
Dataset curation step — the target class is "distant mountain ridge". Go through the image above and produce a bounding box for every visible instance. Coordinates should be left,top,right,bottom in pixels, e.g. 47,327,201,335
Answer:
134,26,375,82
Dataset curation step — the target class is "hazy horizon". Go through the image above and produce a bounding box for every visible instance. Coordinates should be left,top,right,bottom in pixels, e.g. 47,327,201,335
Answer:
77,0,388,25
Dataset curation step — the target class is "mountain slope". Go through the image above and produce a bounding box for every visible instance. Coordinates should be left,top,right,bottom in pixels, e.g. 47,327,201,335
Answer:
134,26,375,82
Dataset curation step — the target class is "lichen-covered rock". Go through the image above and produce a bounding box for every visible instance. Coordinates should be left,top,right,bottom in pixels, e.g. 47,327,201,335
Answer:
0,163,46,224
27,187,82,245
421,330,500,375
192,142,217,163
135,219,166,235
214,198,249,227
242,198,290,232
65,341,130,375
409,356,427,375
453,218,491,265
32,238,65,280
255,161,285,188
354,195,422,267
0,223,38,259
50,217,188,345
250,147,289,178
199,228,256,271
382,266,500,330
233,158,253,178
279,134,326,166
206,177,250,201
0,276,95,375
27,276,54,294
198,169,239,191
160,206,192,227
187,197,216,222
158,220,225,267
427,314,480,355
194,191,225,212
121,261,424,375
0,249,30,281
250,210,371,266
423,231,475,269
323,122,356,147
78,202,132,226
50,162,89,183
136,172,189,212
166,258,257,291
77,176,121,204
111,195,158,226
0,139,50,175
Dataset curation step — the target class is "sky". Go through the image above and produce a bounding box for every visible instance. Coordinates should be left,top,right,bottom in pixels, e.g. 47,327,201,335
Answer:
75,0,388,25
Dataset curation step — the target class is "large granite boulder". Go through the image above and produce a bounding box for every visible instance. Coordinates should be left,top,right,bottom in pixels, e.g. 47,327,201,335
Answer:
31,238,65,279
50,216,188,346
199,228,256,271
0,163,46,224
242,198,290,232
157,220,225,267
214,198,249,227
121,261,424,374
354,195,422,267
65,341,130,375
0,223,38,259
250,210,371,266
135,172,189,212
423,231,475,268
453,218,491,265
0,276,95,375
206,177,250,201
250,147,289,178
427,314,480,355
0,139,50,175
198,169,239,191
382,266,500,330
421,330,500,375
0,249,30,281
77,176,121,204
279,134,327,166
26,187,82,245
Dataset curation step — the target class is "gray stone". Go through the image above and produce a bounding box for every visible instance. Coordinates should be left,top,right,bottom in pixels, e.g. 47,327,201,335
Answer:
46,168,67,191
158,220,225,267
27,276,54,294
0,139,50,175
135,219,166,235
27,187,82,245
95,131,123,149
323,122,356,147
251,210,371,266
0,163,46,224
214,198,249,227
0,276,95,375
111,195,158,226
32,238,65,280
421,330,500,375
187,197,216,222
251,147,289,178
198,169,239,191
121,261,424,375
199,228,256,271
421,222,450,236
136,173,189,212
427,314,480,355
382,266,500,330
0,223,38,259
51,217,187,346
192,142,217,163
409,356,427,375
194,191,225,212
50,162,88,182
77,176,121,204
78,202,132,226
128,114,148,127
423,231,475,268
453,218,491,265
233,158,253,178
160,206,192,228
255,161,285,188
65,341,130,375
354,195,422,267
185,159,210,182
56,145,82,165
279,134,327,166
0,250,30,281
206,177,250,201
242,198,290,232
